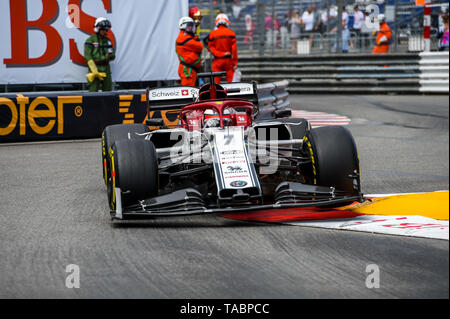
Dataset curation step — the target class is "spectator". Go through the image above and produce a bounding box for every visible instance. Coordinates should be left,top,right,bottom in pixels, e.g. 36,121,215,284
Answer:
225,0,234,13
273,16,281,49
360,11,376,50
312,3,320,32
244,14,255,50
352,5,364,49
319,6,337,33
232,1,242,19
280,12,291,49
265,13,274,49
439,14,449,51
289,10,302,53
301,6,315,48
342,6,349,27
332,20,353,53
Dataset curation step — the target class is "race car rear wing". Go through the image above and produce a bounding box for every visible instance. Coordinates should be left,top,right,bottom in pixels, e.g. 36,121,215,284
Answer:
147,82,258,111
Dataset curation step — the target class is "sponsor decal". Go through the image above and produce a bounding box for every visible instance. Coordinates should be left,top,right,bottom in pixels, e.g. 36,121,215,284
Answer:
4,0,116,67
0,95,82,136
149,88,199,100
147,110,180,128
221,160,246,165
74,105,83,117
222,83,254,95
221,150,243,155
230,180,247,188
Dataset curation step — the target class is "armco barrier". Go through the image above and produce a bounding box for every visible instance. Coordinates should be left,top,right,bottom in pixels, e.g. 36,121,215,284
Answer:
256,80,290,119
239,53,432,94
419,52,449,93
0,83,290,143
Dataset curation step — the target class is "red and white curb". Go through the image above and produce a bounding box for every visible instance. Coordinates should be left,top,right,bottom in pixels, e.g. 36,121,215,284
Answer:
290,110,352,128
222,191,449,240
288,215,448,240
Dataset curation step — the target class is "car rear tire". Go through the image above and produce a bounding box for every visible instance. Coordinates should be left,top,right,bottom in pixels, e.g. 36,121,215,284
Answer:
107,139,158,210
102,124,150,185
303,126,361,196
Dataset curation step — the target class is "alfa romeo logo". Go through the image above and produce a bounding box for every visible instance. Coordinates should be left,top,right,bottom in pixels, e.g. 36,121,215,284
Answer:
230,181,247,188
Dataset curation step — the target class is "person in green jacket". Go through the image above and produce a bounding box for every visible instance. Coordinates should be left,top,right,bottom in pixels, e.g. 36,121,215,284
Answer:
84,17,115,92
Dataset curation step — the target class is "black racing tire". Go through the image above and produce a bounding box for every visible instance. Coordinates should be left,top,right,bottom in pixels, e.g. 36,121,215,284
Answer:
107,139,158,210
303,126,361,196
101,124,150,185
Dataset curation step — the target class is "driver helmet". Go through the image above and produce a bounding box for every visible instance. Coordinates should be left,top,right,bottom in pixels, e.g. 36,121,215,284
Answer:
222,108,233,127
94,17,111,33
204,109,220,128
179,16,196,35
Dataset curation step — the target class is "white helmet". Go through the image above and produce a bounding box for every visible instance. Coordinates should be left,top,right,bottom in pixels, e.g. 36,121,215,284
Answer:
377,14,386,22
215,13,230,27
94,17,111,33
179,16,194,29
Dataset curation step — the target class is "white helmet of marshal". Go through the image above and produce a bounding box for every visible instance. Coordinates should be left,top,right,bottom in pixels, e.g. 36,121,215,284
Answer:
179,16,195,30
94,17,111,33
215,13,230,27
377,14,386,22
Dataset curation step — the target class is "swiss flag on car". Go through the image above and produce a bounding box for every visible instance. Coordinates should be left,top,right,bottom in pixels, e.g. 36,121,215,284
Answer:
181,90,189,96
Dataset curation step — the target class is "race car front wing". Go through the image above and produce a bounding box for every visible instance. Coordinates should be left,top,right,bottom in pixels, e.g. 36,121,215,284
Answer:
111,182,365,220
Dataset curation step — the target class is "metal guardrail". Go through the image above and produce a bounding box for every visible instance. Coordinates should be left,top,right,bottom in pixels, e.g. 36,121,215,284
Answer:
256,80,290,118
239,53,437,94
257,80,289,105
419,52,449,93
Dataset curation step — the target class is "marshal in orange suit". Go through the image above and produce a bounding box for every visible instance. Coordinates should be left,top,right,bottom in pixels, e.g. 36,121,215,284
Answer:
372,14,392,54
176,17,204,86
208,14,238,83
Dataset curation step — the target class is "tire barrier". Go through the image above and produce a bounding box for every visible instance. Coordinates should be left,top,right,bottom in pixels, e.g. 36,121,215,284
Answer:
238,53,448,94
0,83,290,143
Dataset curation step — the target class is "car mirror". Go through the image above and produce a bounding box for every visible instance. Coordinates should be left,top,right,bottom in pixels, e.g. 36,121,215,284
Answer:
274,109,292,118
146,119,164,126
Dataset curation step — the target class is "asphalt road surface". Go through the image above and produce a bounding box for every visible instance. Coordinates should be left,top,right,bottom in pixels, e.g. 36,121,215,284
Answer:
0,95,448,299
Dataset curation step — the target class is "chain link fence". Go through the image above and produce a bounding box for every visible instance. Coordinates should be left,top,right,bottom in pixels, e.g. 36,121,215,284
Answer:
189,0,449,55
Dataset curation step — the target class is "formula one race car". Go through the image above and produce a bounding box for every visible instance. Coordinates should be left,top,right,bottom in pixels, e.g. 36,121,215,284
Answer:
101,73,363,220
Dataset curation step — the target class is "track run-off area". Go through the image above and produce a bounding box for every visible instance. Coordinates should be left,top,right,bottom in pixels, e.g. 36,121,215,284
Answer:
0,94,448,298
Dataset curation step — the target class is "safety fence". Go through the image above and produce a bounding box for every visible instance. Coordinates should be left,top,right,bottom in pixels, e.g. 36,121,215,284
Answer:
0,82,290,143
237,30,443,55
238,52,449,94
190,0,449,55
